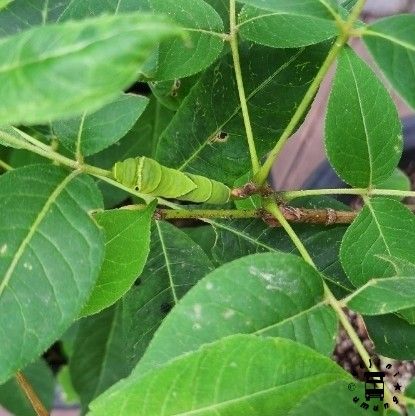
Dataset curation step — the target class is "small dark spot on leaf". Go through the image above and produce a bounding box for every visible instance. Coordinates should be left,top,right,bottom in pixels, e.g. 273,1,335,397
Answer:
160,302,173,314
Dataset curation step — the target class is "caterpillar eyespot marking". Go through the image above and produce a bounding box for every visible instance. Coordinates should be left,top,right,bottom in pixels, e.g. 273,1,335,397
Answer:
112,157,231,204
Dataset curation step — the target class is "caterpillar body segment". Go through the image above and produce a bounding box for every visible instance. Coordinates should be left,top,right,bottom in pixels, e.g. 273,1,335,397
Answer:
112,157,231,204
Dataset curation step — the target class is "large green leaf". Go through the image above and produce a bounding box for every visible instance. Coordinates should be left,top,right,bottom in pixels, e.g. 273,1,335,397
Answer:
148,0,225,80
82,205,155,316
340,198,415,287
70,222,213,409
156,42,330,184
346,276,415,315
130,252,337,379
238,0,339,48
0,13,181,126
0,360,54,416
89,335,350,416
0,165,105,383
325,47,402,188
364,314,415,360
52,94,149,157
363,15,415,109
288,381,370,416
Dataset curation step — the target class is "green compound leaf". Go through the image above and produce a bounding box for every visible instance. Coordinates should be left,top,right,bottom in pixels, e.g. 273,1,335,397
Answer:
364,14,415,109
346,276,415,315
0,13,181,126
0,165,104,384
0,360,54,416
81,204,155,316
156,42,330,184
325,47,402,188
130,252,337,379
149,0,225,80
89,335,350,416
52,94,149,157
238,0,339,48
340,198,415,287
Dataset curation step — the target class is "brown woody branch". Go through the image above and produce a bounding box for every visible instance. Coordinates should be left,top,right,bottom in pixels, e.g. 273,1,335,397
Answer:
120,204,415,227
16,371,49,416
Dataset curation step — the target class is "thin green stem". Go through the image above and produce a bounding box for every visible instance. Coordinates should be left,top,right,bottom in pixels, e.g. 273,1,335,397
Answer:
263,197,398,410
263,199,315,266
282,187,415,201
255,0,368,185
75,113,86,163
12,127,52,153
0,159,12,171
229,0,260,174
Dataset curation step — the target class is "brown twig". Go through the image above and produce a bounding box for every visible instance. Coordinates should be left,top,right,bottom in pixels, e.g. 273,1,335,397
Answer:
16,371,49,416
262,206,356,227
120,204,415,227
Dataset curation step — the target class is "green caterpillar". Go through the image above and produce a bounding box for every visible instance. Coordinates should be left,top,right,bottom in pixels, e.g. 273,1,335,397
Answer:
112,157,230,204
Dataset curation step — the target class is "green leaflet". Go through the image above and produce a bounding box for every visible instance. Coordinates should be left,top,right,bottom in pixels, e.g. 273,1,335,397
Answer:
364,14,415,109
130,252,337,378
325,47,402,188
0,165,105,384
0,13,181,126
340,198,415,287
345,277,415,315
148,0,225,80
81,204,155,316
89,335,350,416
52,94,150,157
112,157,231,203
238,0,340,48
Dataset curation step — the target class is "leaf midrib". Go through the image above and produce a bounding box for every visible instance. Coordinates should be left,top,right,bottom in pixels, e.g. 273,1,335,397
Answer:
167,373,342,416
345,50,374,186
156,221,179,304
